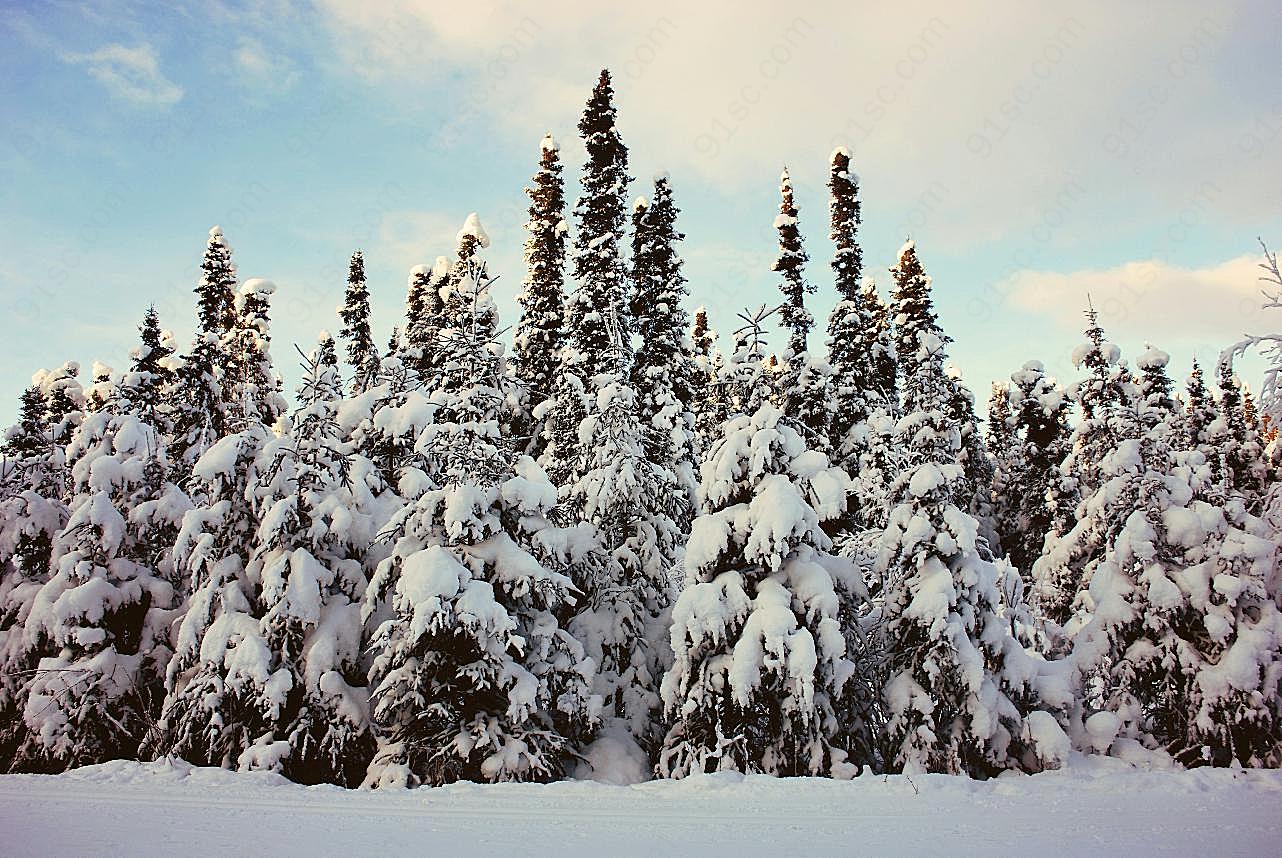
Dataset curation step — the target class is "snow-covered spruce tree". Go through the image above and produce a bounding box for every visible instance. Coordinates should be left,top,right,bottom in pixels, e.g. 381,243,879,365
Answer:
689,307,727,455
540,69,632,489
889,240,941,412
658,403,869,777
1148,492,1282,767
987,382,1018,556
1059,390,1269,761
771,169,828,446
946,368,997,553
824,149,876,457
172,227,237,467
338,250,381,395
512,134,568,457
118,306,178,436
563,332,679,753
876,264,1041,776
148,424,274,768
628,175,698,531
1183,360,1219,474
345,350,430,491
364,260,593,787
403,258,449,384
1212,359,1268,508
1136,344,1179,425
224,278,286,429
236,334,377,786
42,362,86,451
1032,308,1136,626
84,362,116,414
441,214,493,336
0,384,68,765
1001,361,1073,581
15,405,188,772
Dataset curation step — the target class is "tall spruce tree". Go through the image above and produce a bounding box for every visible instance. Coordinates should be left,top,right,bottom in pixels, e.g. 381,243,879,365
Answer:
512,134,568,456
338,250,380,395
771,168,827,444
542,70,633,491
628,175,698,531
825,148,875,455
173,227,238,466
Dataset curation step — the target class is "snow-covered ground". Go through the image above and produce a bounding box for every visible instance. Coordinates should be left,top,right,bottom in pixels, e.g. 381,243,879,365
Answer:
1,758,1279,857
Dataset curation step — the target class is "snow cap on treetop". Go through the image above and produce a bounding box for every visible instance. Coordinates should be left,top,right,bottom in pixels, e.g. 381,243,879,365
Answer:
1022,359,1045,373
431,255,451,279
652,170,670,183
456,212,490,249
209,225,224,238
829,146,850,163
897,238,916,260
539,133,559,152
633,196,649,212
409,264,431,278
1137,343,1171,370
241,278,276,297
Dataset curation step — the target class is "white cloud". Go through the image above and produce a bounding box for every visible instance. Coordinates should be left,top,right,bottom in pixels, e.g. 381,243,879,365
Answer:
1002,254,1270,346
310,1,1281,250
64,43,183,106
234,36,300,92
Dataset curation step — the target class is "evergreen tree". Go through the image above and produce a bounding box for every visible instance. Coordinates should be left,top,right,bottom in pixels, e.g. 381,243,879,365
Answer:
149,425,275,768
403,258,449,383
236,335,378,785
1137,344,1179,425
1033,308,1135,626
658,404,866,777
890,240,943,414
628,175,698,531
338,251,380,395
512,135,568,457
773,167,813,364
771,168,827,445
173,227,237,466
542,69,632,490
824,147,880,461
876,304,1039,775
16,407,187,771
84,362,116,414
1183,360,1217,466
1001,361,1073,581
1213,360,1267,505
0,384,67,765
119,306,177,433
224,279,286,429
689,307,726,454
364,261,593,786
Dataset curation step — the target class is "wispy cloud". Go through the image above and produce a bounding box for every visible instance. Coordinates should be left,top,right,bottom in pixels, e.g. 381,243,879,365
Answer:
234,36,300,93
1002,254,1267,345
63,43,183,106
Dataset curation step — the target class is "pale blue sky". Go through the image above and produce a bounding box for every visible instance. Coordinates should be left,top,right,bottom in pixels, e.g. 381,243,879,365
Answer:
2,1,1280,422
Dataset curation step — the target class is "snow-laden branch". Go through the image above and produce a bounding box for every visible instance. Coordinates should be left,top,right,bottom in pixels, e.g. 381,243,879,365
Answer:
1223,238,1282,424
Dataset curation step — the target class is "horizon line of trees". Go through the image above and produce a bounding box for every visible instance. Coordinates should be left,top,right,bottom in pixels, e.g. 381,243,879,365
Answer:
1,69,1280,788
